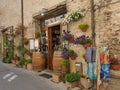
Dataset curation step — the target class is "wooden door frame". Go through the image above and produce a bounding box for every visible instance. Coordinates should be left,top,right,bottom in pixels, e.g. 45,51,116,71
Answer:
46,23,63,69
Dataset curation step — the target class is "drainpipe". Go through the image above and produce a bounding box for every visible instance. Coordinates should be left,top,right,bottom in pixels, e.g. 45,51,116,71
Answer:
91,0,96,48
21,0,24,57
2,33,4,55
21,0,24,46
90,0,97,90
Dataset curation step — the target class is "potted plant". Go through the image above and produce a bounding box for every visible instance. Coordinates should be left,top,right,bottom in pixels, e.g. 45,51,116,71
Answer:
80,74,92,89
64,10,83,23
26,59,33,70
78,23,89,32
61,58,70,73
69,49,77,60
110,56,120,70
17,45,27,56
65,73,80,88
35,31,40,38
18,58,27,68
11,55,19,64
11,57,17,64
62,30,74,43
74,35,92,48
15,24,27,35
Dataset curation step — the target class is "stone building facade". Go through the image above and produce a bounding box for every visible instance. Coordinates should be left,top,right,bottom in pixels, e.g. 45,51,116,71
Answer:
0,0,120,73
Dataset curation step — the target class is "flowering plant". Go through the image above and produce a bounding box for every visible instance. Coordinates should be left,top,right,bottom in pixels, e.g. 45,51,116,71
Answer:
110,57,120,65
73,35,92,45
64,10,83,23
61,48,70,59
62,30,74,42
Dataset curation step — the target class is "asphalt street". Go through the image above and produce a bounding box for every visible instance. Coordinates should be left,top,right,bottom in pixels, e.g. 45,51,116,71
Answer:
0,59,67,90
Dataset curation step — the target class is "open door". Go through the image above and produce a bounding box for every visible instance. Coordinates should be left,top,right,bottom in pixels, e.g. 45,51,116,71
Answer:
47,25,61,69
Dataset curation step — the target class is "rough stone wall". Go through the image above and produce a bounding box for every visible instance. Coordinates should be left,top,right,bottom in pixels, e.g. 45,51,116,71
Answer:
66,0,120,72
94,0,120,59
66,0,91,73
0,0,21,27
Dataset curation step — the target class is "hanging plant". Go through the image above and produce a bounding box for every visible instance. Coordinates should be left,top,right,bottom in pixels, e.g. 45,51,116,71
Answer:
21,37,29,45
69,49,77,60
15,23,27,35
62,30,74,43
73,35,92,48
78,23,89,32
63,10,83,24
35,31,40,38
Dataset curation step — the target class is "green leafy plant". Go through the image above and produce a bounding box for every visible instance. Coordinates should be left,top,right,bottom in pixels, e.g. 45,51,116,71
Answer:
78,24,89,30
26,59,32,64
17,45,27,56
61,58,69,66
65,73,80,82
2,53,13,63
2,56,11,63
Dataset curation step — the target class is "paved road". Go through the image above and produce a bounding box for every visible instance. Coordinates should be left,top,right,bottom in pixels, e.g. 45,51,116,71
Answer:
0,59,67,90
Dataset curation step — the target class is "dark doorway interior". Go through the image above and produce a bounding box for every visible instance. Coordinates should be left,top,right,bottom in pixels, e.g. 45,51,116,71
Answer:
48,25,61,70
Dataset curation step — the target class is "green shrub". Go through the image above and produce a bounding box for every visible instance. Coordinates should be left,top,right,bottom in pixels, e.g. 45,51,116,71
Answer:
2,57,11,63
65,73,80,82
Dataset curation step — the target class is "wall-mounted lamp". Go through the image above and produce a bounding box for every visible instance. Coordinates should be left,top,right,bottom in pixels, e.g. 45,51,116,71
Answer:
40,8,48,16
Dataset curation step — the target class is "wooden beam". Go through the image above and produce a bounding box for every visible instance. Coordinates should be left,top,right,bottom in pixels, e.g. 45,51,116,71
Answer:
33,4,67,20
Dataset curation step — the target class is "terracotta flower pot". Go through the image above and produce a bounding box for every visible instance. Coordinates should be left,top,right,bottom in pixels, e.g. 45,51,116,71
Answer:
24,39,29,45
15,60,19,64
70,55,76,60
27,63,33,70
81,27,88,32
111,64,120,70
83,43,91,48
11,59,16,64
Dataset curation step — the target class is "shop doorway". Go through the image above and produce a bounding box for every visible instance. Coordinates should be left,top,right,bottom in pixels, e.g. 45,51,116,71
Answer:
48,25,61,69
